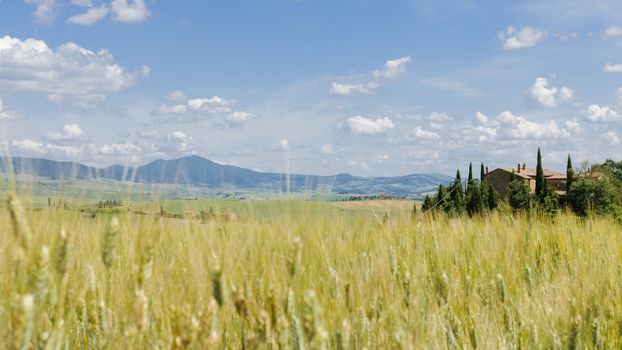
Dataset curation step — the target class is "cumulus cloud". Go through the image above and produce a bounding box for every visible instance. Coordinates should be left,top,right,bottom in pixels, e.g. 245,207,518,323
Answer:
604,131,620,145
372,56,412,79
330,56,411,96
67,5,109,25
0,99,22,120
428,112,453,122
347,116,395,135
223,111,258,128
585,104,620,122
604,63,622,73
475,111,488,124
525,77,573,108
498,26,547,50
329,82,378,96
413,126,440,140
155,92,256,127
24,0,56,25
0,36,139,105
45,124,85,142
605,26,622,38
11,139,81,157
497,111,565,139
111,0,150,23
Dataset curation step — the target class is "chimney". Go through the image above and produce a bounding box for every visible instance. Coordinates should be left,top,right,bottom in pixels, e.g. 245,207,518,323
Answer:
522,163,526,170
517,163,521,173
485,166,489,174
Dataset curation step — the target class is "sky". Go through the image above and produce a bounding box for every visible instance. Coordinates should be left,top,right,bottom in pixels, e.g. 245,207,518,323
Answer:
0,0,621,177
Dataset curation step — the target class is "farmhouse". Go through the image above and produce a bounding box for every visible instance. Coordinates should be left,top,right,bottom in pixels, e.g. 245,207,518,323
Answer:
484,163,566,198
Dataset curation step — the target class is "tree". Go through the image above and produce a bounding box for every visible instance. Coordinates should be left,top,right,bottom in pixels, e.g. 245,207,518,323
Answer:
566,154,575,194
467,163,473,185
465,163,483,216
480,163,485,183
421,195,434,212
448,170,464,213
508,179,532,211
535,147,546,201
567,177,621,216
487,184,499,210
436,184,448,212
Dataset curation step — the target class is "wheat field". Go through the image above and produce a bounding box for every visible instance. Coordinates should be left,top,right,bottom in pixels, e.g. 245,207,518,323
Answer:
1,194,622,349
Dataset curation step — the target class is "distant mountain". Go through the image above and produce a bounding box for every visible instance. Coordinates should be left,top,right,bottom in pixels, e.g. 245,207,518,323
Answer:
1,155,452,197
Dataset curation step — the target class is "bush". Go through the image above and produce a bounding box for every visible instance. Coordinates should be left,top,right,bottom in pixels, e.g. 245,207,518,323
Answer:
567,178,621,216
507,179,532,211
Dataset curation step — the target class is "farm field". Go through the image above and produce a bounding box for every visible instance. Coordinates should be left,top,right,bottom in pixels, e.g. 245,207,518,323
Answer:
2,195,622,348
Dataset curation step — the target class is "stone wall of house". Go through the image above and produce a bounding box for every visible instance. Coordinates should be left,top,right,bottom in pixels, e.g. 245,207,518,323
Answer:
484,169,527,198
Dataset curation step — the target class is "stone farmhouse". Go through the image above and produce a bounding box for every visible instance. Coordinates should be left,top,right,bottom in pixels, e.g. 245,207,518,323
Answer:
484,163,566,198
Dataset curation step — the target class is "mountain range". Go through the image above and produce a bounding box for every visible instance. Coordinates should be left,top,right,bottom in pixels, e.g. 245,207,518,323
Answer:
1,155,452,198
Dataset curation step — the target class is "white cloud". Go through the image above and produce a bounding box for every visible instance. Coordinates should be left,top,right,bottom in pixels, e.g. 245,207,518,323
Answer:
329,82,378,96
0,36,138,105
111,0,150,23
604,131,620,145
155,93,255,127
500,113,564,139
616,87,622,106
564,120,581,133
157,96,234,115
67,5,109,25
224,111,257,127
140,65,151,77
0,99,22,120
558,87,574,102
46,124,85,142
525,77,573,108
428,112,453,122
347,116,395,135
277,139,289,151
585,104,620,122
604,63,622,73
475,111,488,124
605,26,622,38
331,56,410,96
372,56,412,79
99,142,141,155
167,90,187,102
24,0,56,25
11,138,81,157
498,26,547,50
160,131,193,152
320,144,334,154
413,126,440,140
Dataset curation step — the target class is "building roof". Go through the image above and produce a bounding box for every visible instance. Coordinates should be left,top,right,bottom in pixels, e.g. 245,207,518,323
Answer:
498,167,566,180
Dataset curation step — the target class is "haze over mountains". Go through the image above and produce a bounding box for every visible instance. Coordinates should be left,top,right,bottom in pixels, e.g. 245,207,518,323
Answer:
1,155,452,198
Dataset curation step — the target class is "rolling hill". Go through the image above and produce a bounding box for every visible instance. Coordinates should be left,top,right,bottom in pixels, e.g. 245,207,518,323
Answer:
1,155,452,198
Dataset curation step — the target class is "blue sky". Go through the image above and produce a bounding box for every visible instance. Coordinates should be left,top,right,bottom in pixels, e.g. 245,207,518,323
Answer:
1,0,621,176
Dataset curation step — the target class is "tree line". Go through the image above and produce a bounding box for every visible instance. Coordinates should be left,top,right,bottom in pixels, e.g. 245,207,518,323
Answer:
421,148,622,221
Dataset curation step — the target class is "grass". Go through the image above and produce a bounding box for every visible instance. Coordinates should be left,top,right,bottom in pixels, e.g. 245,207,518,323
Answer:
1,194,622,349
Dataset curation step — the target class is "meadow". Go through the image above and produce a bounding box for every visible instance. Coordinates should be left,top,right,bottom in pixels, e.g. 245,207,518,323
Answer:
2,194,622,349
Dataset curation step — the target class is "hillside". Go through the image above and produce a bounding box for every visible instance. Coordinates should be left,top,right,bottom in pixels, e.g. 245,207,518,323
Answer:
1,155,452,198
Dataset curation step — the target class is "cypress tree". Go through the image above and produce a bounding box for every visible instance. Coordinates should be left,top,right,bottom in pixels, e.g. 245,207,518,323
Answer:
449,169,464,213
468,163,473,184
535,147,545,200
566,154,574,193
436,184,448,212
480,163,485,183
487,184,498,210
